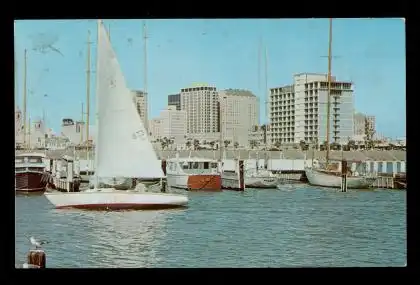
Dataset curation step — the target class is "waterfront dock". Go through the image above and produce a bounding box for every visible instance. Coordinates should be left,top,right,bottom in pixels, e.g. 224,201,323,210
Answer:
16,149,406,189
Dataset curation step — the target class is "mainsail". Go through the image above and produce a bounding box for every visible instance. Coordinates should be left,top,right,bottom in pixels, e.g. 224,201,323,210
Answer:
94,20,164,179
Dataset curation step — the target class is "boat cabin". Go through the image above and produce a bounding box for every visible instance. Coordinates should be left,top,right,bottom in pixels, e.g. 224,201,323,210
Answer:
167,157,219,175
15,153,46,172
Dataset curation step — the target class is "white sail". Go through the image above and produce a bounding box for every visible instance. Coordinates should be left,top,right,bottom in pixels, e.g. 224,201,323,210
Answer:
95,21,164,179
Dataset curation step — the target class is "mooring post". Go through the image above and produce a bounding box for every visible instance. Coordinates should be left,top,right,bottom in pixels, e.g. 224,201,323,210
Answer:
27,249,46,269
67,160,73,192
238,159,245,191
161,159,167,192
161,159,167,175
341,159,348,192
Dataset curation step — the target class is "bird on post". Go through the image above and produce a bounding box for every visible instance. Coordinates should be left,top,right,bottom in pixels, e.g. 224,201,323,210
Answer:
29,236,49,249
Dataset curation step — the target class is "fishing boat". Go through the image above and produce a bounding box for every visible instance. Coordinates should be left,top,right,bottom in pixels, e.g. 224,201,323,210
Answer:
44,20,188,210
166,155,222,191
304,18,376,189
15,152,50,194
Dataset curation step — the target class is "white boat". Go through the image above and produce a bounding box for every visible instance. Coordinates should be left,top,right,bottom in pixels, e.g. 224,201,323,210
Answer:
303,19,376,190
244,168,278,188
44,20,188,210
305,167,376,189
166,155,222,191
222,166,277,189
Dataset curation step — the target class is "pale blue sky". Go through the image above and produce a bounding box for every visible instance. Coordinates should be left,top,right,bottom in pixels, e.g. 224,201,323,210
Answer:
14,18,406,138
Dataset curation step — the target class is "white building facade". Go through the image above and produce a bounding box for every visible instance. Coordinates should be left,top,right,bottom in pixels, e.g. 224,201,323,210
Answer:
159,105,187,143
219,89,259,148
270,73,354,145
149,118,162,141
180,84,220,137
131,90,148,130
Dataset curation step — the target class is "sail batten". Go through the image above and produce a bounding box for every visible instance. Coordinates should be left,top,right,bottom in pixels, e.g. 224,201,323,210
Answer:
95,21,164,179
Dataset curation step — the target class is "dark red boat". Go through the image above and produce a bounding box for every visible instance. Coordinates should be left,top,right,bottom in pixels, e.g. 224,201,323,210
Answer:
15,152,50,194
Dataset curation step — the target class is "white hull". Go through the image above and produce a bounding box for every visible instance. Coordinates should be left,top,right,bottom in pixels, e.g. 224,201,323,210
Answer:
44,188,188,210
222,170,278,189
166,174,189,189
305,167,376,189
88,177,133,189
245,176,278,188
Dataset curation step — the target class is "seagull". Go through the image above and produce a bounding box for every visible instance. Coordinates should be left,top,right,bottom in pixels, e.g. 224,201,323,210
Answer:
29,236,48,249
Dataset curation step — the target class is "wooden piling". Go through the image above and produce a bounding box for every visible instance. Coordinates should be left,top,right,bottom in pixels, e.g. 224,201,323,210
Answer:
341,160,348,192
27,249,46,268
161,159,167,175
238,159,245,191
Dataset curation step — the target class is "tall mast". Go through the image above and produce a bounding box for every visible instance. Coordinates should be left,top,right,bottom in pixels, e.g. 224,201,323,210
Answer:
81,102,84,144
264,45,269,147
143,20,149,133
86,30,91,147
23,49,27,149
326,18,333,165
93,20,101,187
28,117,31,149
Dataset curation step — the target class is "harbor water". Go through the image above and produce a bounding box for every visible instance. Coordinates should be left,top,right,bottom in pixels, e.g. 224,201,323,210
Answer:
15,185,406,267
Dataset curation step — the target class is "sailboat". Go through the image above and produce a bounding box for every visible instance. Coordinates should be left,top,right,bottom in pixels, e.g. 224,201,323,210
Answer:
304,18,376,189
44,20,188,210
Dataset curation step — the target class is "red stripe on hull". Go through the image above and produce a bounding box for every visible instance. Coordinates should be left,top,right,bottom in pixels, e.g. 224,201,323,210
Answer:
15,172,47,194
187,175,222,192
55,203,187,211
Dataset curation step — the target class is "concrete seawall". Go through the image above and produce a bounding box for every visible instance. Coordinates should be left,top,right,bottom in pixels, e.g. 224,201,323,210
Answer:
17,149,406,162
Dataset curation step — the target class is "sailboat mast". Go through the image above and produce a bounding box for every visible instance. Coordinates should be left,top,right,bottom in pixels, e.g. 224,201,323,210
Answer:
264,45,269,148
325,18,333,166
81,102,84,144
28,117,31,149
93,20,102,187
143,20,149,133
86,30,91,147
23,49,27,149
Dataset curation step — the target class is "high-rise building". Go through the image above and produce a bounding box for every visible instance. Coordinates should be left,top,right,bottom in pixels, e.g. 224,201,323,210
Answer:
160,105,187,143
149,118,162,141
218,89,259,147
131,90,148,130
269,73,354,145
168,94,181,110
354,112,376,138
180,84,219,135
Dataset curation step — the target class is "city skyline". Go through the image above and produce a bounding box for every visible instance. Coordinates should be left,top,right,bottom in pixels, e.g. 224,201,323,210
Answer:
14,18,406,138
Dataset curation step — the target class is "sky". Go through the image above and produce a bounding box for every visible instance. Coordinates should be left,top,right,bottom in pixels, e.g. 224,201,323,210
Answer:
14,18,406,139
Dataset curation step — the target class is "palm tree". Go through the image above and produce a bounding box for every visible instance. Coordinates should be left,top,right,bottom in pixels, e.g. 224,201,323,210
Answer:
250,140,258,149
185,140,191,150
274,140,281,149
224,140,231,148
193,139,200,150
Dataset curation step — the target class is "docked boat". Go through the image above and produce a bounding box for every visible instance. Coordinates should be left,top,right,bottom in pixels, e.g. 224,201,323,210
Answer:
15,152,50,194
166,156,222,191
44,20,188,210
222,165,277,190
305,165,376,189
304,18,376,190
244,168,278,188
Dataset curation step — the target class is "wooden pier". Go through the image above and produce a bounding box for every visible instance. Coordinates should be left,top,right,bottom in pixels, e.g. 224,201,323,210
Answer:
50,156,81,192
372,173,406,189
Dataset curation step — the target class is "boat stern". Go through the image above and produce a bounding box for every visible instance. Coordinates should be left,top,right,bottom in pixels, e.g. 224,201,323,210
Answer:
187,174,222,191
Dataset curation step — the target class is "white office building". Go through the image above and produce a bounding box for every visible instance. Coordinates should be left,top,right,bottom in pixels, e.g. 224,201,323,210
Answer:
159,105,187,143
270,73,354,145
131,90,148,131
180,84,220,136
218,89,259,147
